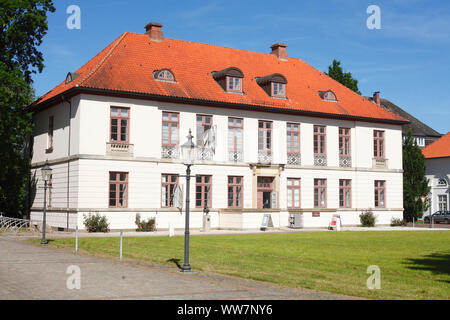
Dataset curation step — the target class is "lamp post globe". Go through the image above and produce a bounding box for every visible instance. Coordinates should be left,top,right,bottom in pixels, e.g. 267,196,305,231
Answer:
41,160,52,245
180,129,195,272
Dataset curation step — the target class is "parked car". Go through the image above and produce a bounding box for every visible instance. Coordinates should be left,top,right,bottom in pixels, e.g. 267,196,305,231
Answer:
424,211,450,224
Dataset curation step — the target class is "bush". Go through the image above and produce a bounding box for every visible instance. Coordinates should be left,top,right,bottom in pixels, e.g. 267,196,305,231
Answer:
83,213,110,233
391,218,407,227
135,213,156,232
360,210,376,227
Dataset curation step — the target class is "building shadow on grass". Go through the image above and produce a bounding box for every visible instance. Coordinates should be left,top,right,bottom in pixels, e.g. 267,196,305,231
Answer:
167,258,181,270
404,252,450,283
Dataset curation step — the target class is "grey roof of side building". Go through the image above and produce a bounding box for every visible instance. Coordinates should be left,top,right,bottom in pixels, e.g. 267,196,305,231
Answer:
366,97,442,137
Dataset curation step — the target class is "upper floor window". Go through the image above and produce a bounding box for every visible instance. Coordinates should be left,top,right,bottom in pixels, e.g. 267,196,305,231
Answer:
256,73,287,98
196,115,213,148
374,180,386,208
287,178,301,209
437,178,448,187
258,121,272,152
228,118,243,152
154,69,175,82
109,172,128,208
110,107,129,143
374,130,385,158
319,90,337,102
287,123,300,154
339,128,351,156
314,179,327,208
162,112,179,146
161,174,179,208
272,82,286,98
314,125,326,155
227,77,242,93
47,116,54,152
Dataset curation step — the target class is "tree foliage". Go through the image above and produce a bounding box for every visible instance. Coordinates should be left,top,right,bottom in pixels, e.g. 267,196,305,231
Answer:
403,129,430,221
325,59,361,95
0,1,54,217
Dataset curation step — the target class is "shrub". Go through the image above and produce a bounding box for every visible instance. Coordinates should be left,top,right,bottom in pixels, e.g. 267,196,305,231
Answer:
135,213,156,232
83,213,110,233
391,218,407,227
360,210,376,227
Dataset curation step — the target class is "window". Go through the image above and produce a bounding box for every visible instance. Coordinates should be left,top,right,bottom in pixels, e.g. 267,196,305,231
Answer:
109,172,128,208
47,116,54,152
272,82,286,98
437,178,448,187
314,125,326,155
258,121,272,152
287,123,300,154
155,69,175,82
227,77,242,92
374,130,385,158
228,176,243,208
110,107,129,143
196,175,212,208
228,118,243,151
322,90,337,101
339,128,351,156
162,112,179,146
314,179,327,208
287,178,301,208
438,195,448,211
339,179,352,208
374,180,386,208
161,174,179,208
196,115,213,148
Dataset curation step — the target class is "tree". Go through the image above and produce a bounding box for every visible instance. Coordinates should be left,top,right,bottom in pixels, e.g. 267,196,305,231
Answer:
325,59,361,95
0,1,55,217
403,129,430,222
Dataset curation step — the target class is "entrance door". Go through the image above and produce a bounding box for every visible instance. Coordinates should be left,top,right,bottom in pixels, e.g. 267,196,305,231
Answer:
257,177,274,209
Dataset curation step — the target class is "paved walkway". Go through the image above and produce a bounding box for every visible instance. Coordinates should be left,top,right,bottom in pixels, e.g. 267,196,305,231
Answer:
0,238,358,300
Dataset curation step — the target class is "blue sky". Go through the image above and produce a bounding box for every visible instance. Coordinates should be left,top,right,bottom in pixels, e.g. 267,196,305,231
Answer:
32,0,450,134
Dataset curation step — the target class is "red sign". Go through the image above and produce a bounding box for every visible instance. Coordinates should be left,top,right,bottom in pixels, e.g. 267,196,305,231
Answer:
420,196,426,204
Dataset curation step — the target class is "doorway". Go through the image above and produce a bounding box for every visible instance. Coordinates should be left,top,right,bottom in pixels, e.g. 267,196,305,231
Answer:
257,177,274,209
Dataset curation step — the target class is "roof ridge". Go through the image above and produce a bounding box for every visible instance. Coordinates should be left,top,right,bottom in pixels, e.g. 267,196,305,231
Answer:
77,32,129,86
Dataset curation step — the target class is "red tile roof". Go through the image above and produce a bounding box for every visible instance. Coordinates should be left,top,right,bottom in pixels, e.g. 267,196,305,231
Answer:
31,32,408,124
422,132,450,159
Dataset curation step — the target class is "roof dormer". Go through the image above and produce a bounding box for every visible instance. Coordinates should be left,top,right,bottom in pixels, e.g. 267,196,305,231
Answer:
65,72,79,84
256,73,287,98
212,67,244,93
153,69,176,82
319,90,338,102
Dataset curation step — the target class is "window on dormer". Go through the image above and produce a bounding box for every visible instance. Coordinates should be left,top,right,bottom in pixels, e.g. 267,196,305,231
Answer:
155,69,175,82
272,82,285,98
227,77,242,92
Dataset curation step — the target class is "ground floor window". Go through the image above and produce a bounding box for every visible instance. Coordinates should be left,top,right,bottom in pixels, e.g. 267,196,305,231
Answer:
438,195,448,211
339,179,351,208
287,178,301,208
314,179,327,208
161,174,179,208
109,172,128,208
374,180,386,208
196,175,212,208
228,176,243,208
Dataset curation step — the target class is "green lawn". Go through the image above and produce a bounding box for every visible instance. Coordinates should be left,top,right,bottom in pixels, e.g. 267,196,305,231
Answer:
32,231,450,299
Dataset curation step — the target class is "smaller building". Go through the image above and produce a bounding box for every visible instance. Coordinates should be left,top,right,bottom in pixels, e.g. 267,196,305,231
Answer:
422,132,450,216
368,92,442,148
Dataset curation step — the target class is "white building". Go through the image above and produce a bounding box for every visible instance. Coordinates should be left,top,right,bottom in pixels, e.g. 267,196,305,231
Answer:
422,132,450,217
28,22,408,231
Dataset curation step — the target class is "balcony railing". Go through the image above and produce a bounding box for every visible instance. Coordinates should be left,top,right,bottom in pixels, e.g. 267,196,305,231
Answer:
287,153,301,165
196,147,214,161
339,155,352,168
314,155,327,166
106,142,134,156
229,150,243,162
258,151,273,164
161,146,180,159
373,158,388,169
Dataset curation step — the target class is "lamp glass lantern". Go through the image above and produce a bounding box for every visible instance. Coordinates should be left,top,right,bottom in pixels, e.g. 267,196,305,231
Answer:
41,160,52,182
181,130,196,165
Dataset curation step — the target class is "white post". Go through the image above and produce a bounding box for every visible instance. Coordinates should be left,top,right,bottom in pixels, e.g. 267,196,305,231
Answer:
169,222,174,237
75,224,78,253
120,230,123,261
412,217,414,228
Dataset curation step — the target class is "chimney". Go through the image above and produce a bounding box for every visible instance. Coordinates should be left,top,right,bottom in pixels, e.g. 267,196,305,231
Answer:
145,22,163,41
270,43,288,61
373,91,381,106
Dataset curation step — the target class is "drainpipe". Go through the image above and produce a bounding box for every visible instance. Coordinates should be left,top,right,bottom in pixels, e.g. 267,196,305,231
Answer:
62,95,72,230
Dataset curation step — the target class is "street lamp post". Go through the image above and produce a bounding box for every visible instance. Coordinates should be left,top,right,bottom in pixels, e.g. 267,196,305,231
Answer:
180,129,195,272
41,160,52,245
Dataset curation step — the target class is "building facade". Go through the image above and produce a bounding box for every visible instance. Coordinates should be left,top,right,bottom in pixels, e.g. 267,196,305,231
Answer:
28,23,408,231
